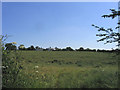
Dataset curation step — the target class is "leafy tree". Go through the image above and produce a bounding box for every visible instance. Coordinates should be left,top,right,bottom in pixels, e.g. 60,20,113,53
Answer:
91,49,96,52
35,46,40,50
77,47,84,51
66,47,74,51
61,48,66,51
84,48,91,51
31,45,35,50
5,43,17,50
55,47,61,51
18,44,25,50
27,45,35,50
92,9,120,48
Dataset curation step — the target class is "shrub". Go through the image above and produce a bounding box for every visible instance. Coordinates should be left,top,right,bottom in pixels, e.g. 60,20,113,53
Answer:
1,35,23,88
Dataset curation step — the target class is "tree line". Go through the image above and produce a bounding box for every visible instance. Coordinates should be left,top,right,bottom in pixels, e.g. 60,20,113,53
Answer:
3,42,120,52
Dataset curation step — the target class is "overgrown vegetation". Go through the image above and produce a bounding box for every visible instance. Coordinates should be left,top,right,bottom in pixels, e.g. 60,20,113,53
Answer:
1,7,120,88
2,50,118,88
1,34,118,88
1,35,23,88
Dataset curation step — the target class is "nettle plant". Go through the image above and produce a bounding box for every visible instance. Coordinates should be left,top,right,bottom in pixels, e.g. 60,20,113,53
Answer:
1,35,23,88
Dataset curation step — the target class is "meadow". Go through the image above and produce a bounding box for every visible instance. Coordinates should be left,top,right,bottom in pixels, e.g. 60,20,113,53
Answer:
3,51,118,88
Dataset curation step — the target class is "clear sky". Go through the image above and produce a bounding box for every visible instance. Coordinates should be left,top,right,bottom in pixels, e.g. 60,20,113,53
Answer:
2,2,118,50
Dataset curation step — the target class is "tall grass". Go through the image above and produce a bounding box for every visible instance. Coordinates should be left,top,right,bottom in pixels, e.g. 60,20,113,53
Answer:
2,51,118,88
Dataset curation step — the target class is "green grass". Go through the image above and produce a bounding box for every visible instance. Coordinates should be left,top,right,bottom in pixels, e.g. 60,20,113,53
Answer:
5,51,118,88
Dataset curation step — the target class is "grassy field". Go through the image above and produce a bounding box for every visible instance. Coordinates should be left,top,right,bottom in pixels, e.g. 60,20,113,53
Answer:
4,51,118,88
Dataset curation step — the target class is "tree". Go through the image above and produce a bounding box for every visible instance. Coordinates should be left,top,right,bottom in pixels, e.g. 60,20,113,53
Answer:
65,47,74,51
92,9,120,48
18,44,25,50
55,47,61,51
61,48,66,51
27,45,35,50
84,48,91,51
35,46,40,50
77,47,84,51
5,43,17,50
31,45,35,50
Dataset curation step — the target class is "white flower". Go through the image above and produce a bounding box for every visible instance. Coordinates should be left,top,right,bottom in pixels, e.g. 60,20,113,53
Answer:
2,66,6,68
36,71,39,73
35,66,39,68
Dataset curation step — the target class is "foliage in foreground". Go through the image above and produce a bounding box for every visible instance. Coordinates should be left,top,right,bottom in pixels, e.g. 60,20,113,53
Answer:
92,9,120,47
1,35,23,88
16,66,118,88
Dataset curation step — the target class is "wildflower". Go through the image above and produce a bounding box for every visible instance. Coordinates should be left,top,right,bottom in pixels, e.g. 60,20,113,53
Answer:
35,66,39,68
36,71,39,73
2,66,6,68
12,42,17,44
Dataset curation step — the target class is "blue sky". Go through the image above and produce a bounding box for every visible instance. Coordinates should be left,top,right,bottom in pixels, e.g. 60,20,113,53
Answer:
2,2,118,49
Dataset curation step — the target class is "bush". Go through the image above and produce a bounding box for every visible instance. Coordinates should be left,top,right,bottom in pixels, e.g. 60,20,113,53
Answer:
1,36,23,88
